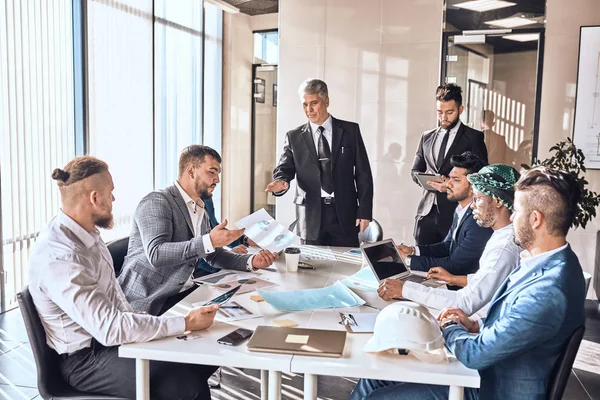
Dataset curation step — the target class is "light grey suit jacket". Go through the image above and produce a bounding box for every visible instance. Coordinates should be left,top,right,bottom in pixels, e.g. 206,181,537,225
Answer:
118,185,249,315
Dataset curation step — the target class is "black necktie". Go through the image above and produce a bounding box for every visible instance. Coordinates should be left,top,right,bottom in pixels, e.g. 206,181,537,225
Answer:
436,129,450,171
317,126,334,194
449,211,460,253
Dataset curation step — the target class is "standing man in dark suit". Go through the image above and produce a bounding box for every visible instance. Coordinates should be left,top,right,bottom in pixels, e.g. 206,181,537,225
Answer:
266,79,373,247
412,84,488,246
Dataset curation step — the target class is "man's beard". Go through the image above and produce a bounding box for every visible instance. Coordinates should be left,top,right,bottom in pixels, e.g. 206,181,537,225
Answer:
199,187,212,200
447,189,469,202
514,223,534,249
442,116,461,130
474,208,495,228
94,213,114,229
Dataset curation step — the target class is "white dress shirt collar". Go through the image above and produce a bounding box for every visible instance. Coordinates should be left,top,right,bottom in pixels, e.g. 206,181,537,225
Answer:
309,114,333,135
451,200,473,240
509,243,569,285
174,180,204,212
443,120,462,135
455,199,472,221
57,210,99,249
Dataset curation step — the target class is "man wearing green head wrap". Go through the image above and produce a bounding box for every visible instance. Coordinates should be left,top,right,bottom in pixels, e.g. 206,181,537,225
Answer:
378,164,522,317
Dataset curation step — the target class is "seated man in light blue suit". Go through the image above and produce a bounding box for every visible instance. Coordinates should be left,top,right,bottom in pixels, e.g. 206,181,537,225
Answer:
351,166,586,400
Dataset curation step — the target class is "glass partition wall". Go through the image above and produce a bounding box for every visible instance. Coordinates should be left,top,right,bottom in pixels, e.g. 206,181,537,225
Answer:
251,30,278,217
442,0,546,166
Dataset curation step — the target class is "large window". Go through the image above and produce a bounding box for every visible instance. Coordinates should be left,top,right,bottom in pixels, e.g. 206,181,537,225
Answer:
84,0,224,241
154,0,204,189
0,0,224,310
87,0,154,241
0,0,76,311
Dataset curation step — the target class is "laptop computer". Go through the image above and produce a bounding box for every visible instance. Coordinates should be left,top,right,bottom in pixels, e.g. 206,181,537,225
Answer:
361,239,444,288
247,326,347,358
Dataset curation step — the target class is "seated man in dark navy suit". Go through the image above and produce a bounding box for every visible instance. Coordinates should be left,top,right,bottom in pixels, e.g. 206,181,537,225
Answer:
396,152,492,290
195,198,252,276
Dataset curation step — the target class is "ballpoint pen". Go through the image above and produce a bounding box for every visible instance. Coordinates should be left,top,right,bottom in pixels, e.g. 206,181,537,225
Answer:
348,313,358,326
221,306,242,309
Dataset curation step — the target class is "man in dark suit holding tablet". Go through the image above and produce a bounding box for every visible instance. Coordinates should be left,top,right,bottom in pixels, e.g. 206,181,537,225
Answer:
411,84,488,245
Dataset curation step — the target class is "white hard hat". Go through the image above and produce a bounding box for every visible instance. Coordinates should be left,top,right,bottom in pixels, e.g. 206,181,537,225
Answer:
364,302,447,363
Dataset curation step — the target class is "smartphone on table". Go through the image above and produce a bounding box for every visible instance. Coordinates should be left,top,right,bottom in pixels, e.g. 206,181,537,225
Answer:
217,328,254,346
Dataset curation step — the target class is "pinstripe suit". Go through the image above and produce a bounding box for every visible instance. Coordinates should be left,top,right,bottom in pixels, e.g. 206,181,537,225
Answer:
118,185,249,315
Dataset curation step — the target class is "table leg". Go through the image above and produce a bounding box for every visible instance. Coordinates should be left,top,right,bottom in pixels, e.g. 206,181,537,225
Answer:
304,374,317,400
268,370,281,400
261,370,269,400
136,358,150,400
448,386,464,400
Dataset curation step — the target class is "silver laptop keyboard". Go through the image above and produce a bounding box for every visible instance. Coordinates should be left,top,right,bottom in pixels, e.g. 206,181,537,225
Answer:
402,275,428,283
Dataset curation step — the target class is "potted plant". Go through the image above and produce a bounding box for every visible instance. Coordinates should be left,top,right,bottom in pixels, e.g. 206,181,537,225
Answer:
521,137,600,229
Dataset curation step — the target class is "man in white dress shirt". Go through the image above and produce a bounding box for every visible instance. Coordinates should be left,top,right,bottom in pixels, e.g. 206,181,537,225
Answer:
378,164,521,316
29,156,220,399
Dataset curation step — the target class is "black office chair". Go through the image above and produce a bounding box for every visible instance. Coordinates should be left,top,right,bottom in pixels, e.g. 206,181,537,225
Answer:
17,286,127,399
358,219,384,243
106,237,129,277
547,325,586,400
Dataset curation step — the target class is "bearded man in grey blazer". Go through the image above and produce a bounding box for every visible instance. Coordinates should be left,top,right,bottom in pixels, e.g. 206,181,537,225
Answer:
119,145,278,315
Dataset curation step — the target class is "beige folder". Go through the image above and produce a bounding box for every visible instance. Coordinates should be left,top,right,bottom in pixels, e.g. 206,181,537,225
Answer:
247,326,347,358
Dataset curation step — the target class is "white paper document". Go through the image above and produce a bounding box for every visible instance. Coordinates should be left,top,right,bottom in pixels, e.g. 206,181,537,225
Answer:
214,277,277,294
339,312,378,333
235,208,301,252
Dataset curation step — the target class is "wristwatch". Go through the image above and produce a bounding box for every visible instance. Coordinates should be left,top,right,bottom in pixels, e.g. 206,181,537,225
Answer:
440,320,459,331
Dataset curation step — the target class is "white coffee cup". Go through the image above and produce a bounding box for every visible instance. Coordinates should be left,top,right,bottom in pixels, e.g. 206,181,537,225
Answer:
284,247,301,272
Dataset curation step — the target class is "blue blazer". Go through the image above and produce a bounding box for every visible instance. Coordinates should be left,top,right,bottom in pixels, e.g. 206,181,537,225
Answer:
443,245,586,399
410,207,493,278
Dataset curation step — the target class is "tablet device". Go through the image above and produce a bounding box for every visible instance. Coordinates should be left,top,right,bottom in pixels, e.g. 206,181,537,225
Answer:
203,285,242,306
415,173,443,191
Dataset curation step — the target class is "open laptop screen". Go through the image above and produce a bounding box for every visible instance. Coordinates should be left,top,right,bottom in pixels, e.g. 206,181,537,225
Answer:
362,240,408,280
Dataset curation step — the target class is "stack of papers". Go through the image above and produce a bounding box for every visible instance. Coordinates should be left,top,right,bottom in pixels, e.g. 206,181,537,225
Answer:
193,270,277,294
258,281,365,311
341,267,379,292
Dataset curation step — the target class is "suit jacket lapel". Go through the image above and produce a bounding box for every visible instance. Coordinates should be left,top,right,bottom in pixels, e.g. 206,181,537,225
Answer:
168,185,195,235
331,117,344,166
488,253,564,310
450,207,472,253
426,127,441,171
301,123,319,163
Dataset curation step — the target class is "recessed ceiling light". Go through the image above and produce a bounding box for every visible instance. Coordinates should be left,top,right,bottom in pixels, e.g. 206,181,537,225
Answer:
502,33,540,42
454,0,516,13
485,16,537,28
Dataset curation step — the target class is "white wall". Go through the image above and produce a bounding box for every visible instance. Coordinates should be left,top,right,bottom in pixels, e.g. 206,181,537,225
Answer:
539,0,600,298
251,12,277,32
276,0,443,242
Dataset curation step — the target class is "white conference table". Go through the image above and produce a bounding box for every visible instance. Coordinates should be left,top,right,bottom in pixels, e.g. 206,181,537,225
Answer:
119,246,480,400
